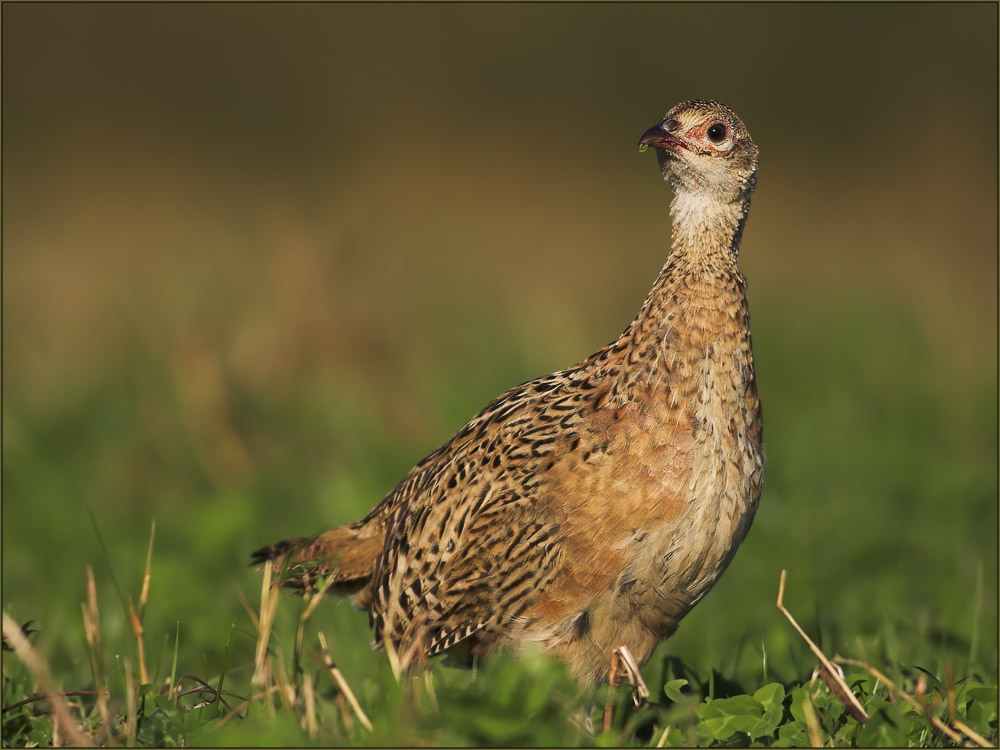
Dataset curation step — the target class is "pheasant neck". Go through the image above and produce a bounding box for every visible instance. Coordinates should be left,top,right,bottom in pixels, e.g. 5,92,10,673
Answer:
605,189,753,398
634,189,751,323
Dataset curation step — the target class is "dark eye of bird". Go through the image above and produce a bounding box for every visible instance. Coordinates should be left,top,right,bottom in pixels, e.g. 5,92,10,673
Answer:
707,123,727,143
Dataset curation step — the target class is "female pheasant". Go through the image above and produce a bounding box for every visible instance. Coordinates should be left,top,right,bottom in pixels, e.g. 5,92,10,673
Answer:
252,99,765,687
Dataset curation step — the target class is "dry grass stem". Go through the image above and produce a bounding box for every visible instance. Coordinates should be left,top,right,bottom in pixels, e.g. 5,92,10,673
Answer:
654,723,672,747
913,672,980,747
2,611,94,747
776,570,869,724
946,662,957,719
252,561,279,689
129,519,156,687
317,630,373,732
913,674,943,743
128,596,149,685
800,694,824,748
302,574,338,622
125,659,138,747
293,578,336,683
274,648,296,712
951,718,991,747
915,673,928,704
940,664,992,747
302,671,318,738
140,519,155,614
81,566,112,738
336,693,356,734
294,609,308,685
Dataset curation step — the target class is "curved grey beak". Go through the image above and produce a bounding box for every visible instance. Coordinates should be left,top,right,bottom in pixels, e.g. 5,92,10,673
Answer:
638,118,683,151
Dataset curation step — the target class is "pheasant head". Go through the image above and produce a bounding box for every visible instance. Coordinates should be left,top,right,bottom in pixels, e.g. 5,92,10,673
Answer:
639,99,758,205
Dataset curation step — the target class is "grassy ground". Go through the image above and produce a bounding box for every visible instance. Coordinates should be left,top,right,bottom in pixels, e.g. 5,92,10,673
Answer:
3,3,997,746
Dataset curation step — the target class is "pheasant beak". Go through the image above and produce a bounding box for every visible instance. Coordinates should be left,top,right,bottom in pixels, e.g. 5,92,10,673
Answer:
638,119,685,153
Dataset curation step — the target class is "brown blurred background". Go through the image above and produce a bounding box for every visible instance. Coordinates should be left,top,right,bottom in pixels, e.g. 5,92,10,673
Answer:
3,3,996,674
4,3,996,399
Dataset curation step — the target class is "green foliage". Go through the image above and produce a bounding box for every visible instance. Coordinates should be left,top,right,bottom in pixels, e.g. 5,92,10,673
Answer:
4,557,998,747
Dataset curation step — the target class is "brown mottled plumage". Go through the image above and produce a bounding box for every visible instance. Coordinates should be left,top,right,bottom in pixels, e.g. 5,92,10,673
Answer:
251,100,765,686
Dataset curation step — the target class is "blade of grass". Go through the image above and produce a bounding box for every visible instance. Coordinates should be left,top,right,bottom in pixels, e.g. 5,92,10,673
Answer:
761,637,768,684
85,504,129,623
969,558,982,671
317,630,373,732
235,584,260,631
215,619,237,708
169,621,180,700
151,631,170,687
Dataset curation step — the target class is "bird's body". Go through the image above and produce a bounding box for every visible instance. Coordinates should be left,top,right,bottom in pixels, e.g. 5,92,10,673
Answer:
253,100,764,686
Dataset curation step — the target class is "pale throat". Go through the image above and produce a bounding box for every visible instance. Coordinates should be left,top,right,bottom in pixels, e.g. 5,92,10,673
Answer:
668,189,749,261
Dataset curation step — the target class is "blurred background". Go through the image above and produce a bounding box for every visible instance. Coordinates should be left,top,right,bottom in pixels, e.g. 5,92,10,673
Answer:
3,3,996,689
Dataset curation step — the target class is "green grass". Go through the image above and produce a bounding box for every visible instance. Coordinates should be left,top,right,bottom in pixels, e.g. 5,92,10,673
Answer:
2,285,996,746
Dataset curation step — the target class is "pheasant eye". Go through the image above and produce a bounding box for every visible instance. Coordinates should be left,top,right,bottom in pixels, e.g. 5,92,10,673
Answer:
707,123,727,143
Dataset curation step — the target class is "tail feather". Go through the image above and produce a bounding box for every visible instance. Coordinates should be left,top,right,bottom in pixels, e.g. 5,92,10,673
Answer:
250,524,384,609
249,537,304,567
